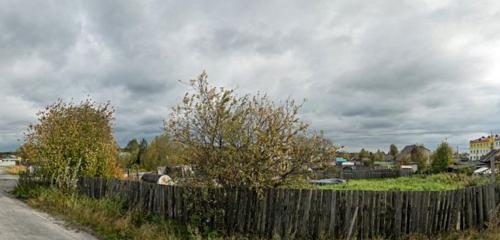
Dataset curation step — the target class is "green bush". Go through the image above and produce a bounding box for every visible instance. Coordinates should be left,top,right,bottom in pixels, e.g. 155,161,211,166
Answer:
12,181,45,199
431,142,454,173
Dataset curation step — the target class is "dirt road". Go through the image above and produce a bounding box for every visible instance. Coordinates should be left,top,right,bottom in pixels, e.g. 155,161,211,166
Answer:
0,168,96,240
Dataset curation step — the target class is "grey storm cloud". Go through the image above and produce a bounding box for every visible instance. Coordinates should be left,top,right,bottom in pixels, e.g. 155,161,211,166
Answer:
1,0,500,152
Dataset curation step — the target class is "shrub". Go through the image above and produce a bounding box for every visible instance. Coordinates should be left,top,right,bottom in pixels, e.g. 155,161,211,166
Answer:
431,142,454,173
20,99,122,191
11,181,45,199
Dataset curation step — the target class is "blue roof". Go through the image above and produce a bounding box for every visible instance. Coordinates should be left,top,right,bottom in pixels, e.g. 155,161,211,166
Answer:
336,157,347,162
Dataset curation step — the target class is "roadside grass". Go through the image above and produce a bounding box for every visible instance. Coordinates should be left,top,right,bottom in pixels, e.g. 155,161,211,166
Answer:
30,189,190,240
408,205,500,240
11,180,45,199
5,165,26,175
319,173,490,191
12,184,260,240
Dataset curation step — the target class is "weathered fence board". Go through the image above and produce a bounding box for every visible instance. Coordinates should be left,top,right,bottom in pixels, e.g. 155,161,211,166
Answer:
76,177,499,239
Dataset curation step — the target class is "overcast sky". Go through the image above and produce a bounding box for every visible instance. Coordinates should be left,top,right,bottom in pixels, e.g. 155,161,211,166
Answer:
1,1,500,152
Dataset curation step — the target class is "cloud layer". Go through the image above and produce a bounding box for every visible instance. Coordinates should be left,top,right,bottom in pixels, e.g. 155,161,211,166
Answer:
1,0,500,152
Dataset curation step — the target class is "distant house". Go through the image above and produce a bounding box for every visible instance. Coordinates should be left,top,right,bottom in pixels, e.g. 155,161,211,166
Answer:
374,161,394,169
395,145,431,165
401,164,418,173
0,155,19,167
335,157,348,165
448,160,480,173
340,161,356,171
473,149,500,175
479,149,500,168
384,154,395,162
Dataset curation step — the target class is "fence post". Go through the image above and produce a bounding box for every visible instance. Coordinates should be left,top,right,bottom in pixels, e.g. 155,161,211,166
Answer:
346,207,359,240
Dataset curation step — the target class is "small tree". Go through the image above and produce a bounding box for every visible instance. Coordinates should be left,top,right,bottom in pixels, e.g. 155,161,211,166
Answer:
358,149,372,166
373,150,385,162
120,139,139,168
137,138,148,166
21,99,121,191
389,144,398,157
166,72,336,188
396,154,411,168
358,148,369,159
125,139,139,152
338,152,351,160
431,142,454,173
141,134,185,171
120,138,148,170
412,146,429,172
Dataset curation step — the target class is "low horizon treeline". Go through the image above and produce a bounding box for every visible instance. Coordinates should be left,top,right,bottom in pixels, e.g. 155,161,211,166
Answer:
118,135,186,171
334,143,458,173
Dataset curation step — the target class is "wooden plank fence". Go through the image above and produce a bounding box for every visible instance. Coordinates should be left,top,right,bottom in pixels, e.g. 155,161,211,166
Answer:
340,169,412,180
78,177,500,239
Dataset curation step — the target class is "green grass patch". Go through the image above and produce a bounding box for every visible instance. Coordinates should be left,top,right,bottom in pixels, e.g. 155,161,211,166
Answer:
11,180,46,199
319,173,490,191
27,188,191,239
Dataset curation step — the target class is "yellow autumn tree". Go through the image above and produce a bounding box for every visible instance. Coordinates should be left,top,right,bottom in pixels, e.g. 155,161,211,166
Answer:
21,99,121,191
165,72,336,188
141,134,186,171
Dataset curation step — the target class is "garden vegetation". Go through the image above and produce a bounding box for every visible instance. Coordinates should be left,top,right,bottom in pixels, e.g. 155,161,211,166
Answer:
319,174,489,191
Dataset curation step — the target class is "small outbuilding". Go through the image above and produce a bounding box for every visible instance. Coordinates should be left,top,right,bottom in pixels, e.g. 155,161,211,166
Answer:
0,155,19,167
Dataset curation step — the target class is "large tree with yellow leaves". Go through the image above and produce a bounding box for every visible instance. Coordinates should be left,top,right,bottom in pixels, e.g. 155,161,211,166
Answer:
21,99,121,190
165,72,335,188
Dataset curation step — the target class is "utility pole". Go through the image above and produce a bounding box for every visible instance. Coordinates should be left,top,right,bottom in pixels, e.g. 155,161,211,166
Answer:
490,135,496,182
